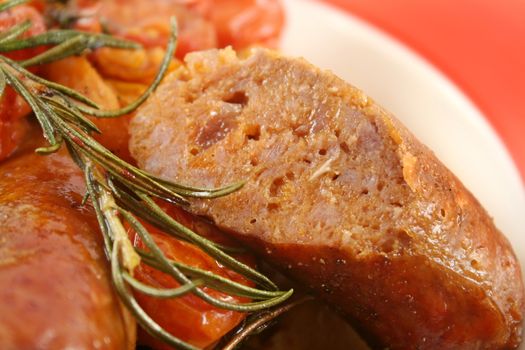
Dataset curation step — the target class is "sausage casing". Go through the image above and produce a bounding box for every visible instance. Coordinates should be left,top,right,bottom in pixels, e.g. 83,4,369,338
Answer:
0,149,135,349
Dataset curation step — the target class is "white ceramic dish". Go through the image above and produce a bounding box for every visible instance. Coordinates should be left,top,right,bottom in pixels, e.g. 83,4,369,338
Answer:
281,0,525,345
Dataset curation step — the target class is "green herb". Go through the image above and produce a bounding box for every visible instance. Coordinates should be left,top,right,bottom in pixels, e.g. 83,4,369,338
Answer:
0,1,293,349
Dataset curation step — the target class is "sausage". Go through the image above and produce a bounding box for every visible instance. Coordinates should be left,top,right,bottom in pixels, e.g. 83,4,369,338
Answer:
129,48,525,349
0,148,136,349
242,298,369,350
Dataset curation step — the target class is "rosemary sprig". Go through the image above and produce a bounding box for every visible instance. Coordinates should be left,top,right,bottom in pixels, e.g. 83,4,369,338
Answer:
0,2,292,349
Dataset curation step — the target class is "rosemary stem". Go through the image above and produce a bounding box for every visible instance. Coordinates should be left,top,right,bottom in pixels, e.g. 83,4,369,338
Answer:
88,158,140,272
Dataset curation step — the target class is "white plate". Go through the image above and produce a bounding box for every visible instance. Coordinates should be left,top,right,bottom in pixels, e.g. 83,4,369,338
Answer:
281,0,525,345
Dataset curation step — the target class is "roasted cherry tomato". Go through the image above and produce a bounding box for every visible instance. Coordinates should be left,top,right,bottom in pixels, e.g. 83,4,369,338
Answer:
0,5,46,161
189,0,285,48
0,5,46,60
130,205,252,350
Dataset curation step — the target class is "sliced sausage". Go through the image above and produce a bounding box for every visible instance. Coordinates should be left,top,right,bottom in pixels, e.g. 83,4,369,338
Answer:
130,48,525,349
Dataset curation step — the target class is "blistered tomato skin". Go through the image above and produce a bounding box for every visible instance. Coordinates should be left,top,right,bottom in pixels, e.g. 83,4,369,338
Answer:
0,5,46,161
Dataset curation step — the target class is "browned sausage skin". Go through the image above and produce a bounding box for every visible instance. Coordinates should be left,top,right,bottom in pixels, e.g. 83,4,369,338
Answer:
0,148,135,349
130,48,525,349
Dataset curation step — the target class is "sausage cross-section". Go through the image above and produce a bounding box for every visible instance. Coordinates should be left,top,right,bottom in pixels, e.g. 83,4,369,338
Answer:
129,48,525,349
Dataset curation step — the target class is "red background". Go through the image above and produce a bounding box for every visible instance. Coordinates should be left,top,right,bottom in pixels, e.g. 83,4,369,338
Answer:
322,0,525,182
